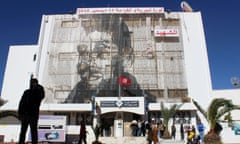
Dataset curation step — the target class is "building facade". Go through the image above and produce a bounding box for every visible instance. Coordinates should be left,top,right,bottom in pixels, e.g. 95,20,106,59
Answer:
0,7,214,142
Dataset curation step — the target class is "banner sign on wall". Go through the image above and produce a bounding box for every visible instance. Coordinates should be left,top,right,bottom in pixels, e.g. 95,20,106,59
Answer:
154,29,179,37
28,115,66,142
100,100,139,107
77,7,164,15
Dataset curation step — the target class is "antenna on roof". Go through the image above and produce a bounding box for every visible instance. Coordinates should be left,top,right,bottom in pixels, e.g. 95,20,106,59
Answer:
181,1,193,12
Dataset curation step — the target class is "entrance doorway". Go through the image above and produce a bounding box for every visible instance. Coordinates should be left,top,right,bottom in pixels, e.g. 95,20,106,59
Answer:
99,112,144,137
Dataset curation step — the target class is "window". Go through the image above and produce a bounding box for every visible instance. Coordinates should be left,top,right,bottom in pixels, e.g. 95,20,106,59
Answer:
33,54,37,61
61,21,78,28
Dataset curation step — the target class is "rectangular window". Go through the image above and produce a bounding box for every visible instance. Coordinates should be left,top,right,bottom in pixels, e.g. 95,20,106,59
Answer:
61,21,79,28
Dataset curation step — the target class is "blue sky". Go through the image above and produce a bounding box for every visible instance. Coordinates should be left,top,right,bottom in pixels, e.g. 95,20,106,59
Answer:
0,0,240,92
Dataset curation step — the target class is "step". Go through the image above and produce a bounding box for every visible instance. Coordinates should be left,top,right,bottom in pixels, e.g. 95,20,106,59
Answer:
98,137,185,144
99,136,146,144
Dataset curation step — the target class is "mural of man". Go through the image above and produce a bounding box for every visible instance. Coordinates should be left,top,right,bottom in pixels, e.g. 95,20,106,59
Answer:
66,15,135,103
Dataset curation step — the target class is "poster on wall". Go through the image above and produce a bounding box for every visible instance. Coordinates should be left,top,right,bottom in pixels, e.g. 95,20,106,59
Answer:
154,29,179,37
42,11,186,104
28,115,66,142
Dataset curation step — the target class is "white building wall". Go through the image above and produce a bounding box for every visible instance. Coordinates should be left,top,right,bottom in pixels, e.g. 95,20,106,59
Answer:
180,12,212,108
1,45,37,110
36,15,55,84
0,125,20,142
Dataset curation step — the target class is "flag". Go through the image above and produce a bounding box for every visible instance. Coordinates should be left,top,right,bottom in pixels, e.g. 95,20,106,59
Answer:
119,76,131,86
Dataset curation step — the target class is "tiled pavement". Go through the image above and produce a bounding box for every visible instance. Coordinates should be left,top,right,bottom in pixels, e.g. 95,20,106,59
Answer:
98,137,185,144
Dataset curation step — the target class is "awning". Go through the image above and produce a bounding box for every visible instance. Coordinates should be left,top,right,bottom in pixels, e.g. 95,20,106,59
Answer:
0,102,92,112
148,102,197,111
179,102,197,111
0,102,18,111
40,103,92,112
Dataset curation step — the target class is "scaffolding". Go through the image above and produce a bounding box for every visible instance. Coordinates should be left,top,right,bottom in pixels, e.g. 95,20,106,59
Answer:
43,13,188,103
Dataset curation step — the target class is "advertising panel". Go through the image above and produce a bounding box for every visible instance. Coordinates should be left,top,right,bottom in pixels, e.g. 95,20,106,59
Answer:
28,115,66,142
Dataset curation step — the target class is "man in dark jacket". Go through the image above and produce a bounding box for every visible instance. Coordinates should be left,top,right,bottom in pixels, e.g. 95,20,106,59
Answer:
18,78,45,144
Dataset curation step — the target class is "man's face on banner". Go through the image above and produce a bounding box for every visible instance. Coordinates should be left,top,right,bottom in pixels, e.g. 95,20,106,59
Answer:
77,15,133,85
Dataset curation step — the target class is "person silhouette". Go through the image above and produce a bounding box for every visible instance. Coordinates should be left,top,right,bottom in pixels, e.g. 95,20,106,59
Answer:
78,121,88,144
180,123,184,140
18,78,45,144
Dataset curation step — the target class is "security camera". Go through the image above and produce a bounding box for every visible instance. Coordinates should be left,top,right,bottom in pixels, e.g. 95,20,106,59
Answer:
231,77,239,87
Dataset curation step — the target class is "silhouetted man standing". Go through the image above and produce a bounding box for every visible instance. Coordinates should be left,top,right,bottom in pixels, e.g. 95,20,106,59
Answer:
18,78,45,144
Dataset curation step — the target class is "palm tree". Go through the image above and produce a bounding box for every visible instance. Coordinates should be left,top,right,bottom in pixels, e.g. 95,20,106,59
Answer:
160,102,182,138
193,98,240,144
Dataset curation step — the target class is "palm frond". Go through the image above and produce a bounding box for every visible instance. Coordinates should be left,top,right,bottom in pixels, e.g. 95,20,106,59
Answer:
223,112,233,124
160,102,181,125
169,104,182,117
0,110,19,119
216,105,240,120
208,99,228,118
192,99,207,119
208,98,233,129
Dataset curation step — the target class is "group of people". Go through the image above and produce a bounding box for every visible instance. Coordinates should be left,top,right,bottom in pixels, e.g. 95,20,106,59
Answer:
130,120,167,144
185,124,204,144
130,119,205,144
130,120,147,136
146,120,161,144
130,120,167,138
146,121,176,144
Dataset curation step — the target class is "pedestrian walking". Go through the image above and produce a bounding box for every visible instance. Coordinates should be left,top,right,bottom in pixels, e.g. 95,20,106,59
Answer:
180,123,184,141
131,120,138,136
146,127,153,144
197,120,205,143
151,121,159,144
137,120,142,136
159,123,165,138
171,123,176,140
78,121,88,144
141,120,146,136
